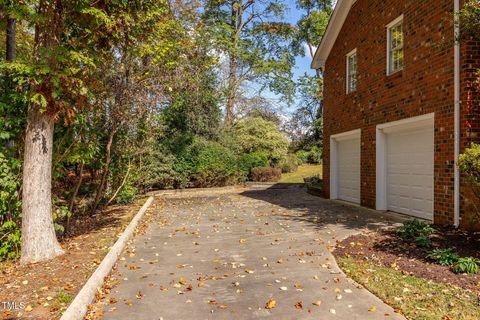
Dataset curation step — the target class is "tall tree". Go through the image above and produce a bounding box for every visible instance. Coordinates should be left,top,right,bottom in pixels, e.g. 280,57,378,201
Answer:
5,4,15,61
286,0,332,150
293,0,332,78
285,74,322,149
21,0,66,263
20,0,170,263
203,0,296,124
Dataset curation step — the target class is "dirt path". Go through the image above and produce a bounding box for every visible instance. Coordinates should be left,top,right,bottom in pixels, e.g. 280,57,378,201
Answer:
94,186,408,320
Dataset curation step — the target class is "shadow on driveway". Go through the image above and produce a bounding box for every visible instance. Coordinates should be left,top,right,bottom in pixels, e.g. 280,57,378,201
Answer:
240,183,409,236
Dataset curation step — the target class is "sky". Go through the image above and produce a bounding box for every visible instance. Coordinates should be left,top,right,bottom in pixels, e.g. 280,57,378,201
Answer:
285,1,317,81
256,0,319,116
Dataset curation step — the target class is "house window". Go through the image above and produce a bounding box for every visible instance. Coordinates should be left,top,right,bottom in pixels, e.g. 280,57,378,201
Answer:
387,15,404,75
346,49,357,93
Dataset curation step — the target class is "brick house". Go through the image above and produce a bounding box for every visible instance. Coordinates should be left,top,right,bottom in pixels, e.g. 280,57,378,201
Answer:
312,0,480,227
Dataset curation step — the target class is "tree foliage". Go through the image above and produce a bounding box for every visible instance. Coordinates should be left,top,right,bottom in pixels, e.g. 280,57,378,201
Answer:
0,0,303,261
203,0,296,123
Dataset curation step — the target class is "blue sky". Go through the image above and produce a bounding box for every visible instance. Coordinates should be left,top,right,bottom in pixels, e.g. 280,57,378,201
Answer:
285,1,317,81
256,0,318,116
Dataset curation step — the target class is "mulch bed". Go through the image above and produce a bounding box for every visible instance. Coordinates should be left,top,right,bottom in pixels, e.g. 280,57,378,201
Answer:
333,226,480,293
0,198,152,320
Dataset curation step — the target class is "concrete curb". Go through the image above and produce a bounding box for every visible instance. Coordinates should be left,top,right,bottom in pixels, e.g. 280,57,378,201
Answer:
151,185,243,197
60,196,155,320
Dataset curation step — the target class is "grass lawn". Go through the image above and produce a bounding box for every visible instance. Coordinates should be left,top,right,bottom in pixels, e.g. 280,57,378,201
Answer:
279,164,322,183
339,257,480,320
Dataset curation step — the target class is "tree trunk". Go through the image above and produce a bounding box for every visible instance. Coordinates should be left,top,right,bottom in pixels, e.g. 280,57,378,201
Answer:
226,54,237,125
68,162,84,212
20,107,64,264
106,160,131,206
91,130,114,214
6,16,16,61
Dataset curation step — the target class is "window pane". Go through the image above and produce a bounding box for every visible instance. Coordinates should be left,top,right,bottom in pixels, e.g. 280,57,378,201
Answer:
389,22,403,73
348,52,357,92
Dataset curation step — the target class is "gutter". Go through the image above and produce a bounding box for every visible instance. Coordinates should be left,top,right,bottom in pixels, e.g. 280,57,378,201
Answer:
454,0,461,227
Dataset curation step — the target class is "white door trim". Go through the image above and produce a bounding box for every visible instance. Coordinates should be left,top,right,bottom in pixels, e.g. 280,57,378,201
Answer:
330,129,361,200
376,113,434,212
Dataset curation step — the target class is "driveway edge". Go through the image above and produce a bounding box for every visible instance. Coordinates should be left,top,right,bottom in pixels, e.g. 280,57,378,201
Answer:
60,196,155,320
329,230,407,319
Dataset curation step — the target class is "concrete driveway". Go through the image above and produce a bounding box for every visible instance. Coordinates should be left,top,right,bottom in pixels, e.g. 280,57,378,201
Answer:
97,185,407,320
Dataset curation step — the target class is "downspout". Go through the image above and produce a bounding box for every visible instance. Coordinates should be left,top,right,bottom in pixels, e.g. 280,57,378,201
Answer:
454,0,461,227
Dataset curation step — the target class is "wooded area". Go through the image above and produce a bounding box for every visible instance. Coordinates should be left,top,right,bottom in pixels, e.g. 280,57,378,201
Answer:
0,0,478,266
0,0,331,263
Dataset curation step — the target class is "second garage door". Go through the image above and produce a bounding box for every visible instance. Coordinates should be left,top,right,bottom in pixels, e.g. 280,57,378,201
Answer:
386,126,434,220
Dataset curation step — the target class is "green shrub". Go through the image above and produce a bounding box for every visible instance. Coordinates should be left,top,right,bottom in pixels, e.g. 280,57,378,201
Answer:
279,154,299,173
142,147,178,190
0,153,22,260
308,146,322,164
296,150,309,165
453,257,480,274
414,234,432,247
250,166,282,182
232,117,289,164
52,201,72,235
239,151,269,174
458,143,480,221
427,248,460,266
0,220,21,260
397,219,436,247
116,185,138,204
305,174,322,186
175,138,241,188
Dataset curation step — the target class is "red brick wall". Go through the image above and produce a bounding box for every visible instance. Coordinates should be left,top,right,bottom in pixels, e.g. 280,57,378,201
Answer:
322,0,472,224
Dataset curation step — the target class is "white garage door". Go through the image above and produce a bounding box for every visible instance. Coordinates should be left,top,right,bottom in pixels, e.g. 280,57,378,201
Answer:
337,137,361,204
386,126,434,220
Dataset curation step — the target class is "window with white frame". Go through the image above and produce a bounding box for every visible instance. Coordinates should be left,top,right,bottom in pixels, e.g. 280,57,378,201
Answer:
387,16,404,75
346,49,357,93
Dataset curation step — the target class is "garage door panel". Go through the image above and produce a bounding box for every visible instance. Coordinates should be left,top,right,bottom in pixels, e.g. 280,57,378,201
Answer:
386,126,434,220
337,137,360,204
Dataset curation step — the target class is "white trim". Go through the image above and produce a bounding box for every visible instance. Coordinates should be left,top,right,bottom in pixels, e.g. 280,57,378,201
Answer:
311,0,355,69
454,0,460,227
386,14,404,29
346,48,357,93
376,113,434,214
330,129,361,201
331,129,361,141
386,15,404,75
377,112,434,133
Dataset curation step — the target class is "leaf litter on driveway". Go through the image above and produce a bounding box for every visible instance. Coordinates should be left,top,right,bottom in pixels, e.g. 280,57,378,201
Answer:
86,188,406,320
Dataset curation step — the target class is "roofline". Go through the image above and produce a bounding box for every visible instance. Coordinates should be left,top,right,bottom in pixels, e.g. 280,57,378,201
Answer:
311,0,354,70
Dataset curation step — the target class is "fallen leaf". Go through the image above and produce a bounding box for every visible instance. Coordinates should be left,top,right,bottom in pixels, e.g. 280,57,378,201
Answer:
128,265,141,270
265,298,276,309
294,301,303,310
368,306,377,312
313,300,322,306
